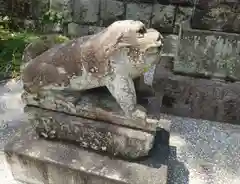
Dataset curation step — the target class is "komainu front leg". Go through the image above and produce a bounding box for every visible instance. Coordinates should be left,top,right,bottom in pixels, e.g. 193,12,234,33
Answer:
106,74,147,122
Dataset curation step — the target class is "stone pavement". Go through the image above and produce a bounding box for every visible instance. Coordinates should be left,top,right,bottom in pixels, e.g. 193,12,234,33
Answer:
1,79,240,184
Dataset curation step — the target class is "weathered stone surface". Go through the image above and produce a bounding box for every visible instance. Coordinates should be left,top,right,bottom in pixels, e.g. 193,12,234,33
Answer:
4,125,168,184
191,5,240,33
162,34,178,56
100,0,125,26
6,0,32,18
126,3,152,27
151,4,175,33
133,33,178,97
67,22,104,36
195,0,234,9
175,27,240,81
0,0,8,15
156,0,171,5
5,0,50,19
169,0,195,6
32,0,50,19
153,64,240,124
26,106,156,159
72,0,100,24
134,35,175,98
175,7,193,25
50,0,72,22
125,0,156,3
21,20,163,135
22,89,158,132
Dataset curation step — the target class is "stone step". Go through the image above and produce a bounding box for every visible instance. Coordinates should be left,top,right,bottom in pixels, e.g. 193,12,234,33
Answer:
4,124,169,184
174,26,240,81
153,59,240,124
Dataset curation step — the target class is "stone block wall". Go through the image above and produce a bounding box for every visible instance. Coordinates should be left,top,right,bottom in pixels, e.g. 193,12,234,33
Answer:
151,0,240,125
0,0,194,35
2,1,239,37
2,0,240,124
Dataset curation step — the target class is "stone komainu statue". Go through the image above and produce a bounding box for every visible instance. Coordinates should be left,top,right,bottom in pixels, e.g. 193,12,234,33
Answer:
21,20,163,122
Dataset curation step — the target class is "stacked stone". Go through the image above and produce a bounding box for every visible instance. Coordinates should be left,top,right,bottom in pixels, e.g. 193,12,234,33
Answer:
2,0,193,35
4,0,239,35
152,0,240,124
66,0,195,36
192,0,240,33
3,0,240,129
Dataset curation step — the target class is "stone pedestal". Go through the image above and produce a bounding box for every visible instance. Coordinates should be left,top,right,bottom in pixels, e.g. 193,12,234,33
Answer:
26,106,158,159
4,124,169,184
22,88,158,132
21,87,171,160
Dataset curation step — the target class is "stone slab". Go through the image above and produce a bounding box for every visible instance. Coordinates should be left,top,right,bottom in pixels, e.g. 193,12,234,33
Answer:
4,124,169,184
191,4,240,34
162,34,178,57
126,3,152,27
195,0,236,9
0,0,7,15
6,0,34,19
31,0,50,20
25,106,156,159
169,0,195,6
99,0,125,26
175,27,240,81
151,4,175,33
153,61,240,124
175,7,193,26
72,0,100,24
22,89,158,132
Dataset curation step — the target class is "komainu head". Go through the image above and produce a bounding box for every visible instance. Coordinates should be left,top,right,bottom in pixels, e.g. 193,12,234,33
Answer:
95,20,164,76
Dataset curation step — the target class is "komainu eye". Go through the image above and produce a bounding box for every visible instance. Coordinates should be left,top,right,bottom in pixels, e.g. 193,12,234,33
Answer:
137,26,146,37
138,26,146,34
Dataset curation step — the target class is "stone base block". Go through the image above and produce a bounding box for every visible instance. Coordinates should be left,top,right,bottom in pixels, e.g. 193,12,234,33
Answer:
22,88,158,132
175,26,240,81
4,125,169,184
153,62,240,124
25,106,159,159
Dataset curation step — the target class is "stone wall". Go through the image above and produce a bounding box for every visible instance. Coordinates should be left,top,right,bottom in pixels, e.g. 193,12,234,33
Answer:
151,0,240,124
2,0,240,124
0,0,195,35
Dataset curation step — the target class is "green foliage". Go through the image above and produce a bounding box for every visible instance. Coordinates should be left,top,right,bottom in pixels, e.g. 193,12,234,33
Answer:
0,16,39,78
41,10,64,25
0,15,69,79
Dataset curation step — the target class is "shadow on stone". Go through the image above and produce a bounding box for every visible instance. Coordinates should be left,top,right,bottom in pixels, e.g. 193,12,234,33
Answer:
167,146,189,184
139,129,170,169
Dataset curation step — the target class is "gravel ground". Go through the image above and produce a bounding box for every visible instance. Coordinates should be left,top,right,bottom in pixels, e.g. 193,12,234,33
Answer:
0,79,240,184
